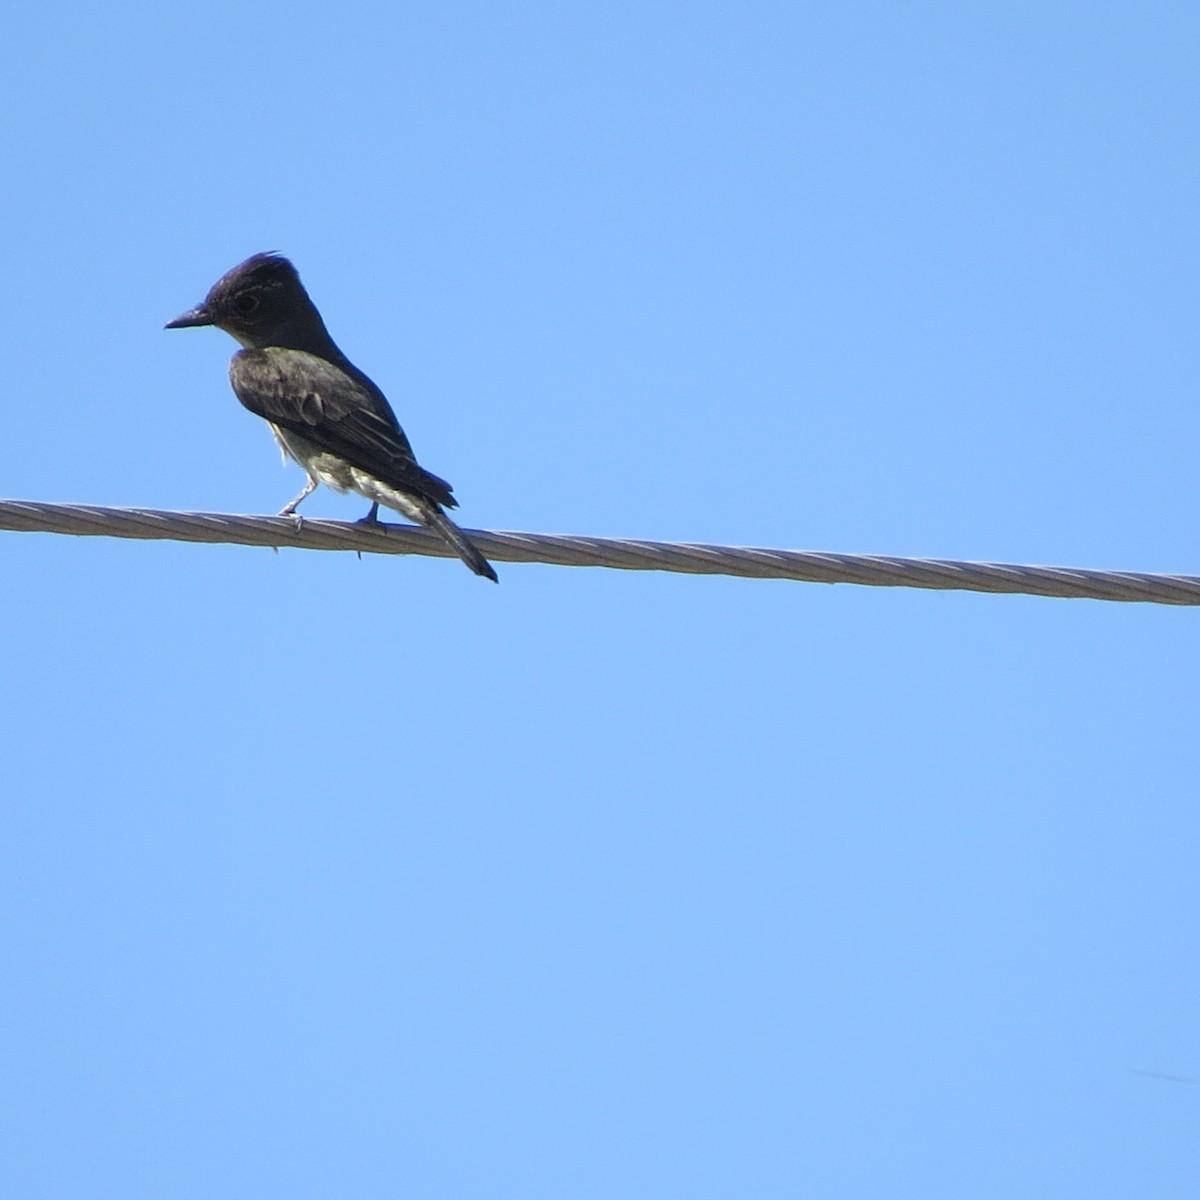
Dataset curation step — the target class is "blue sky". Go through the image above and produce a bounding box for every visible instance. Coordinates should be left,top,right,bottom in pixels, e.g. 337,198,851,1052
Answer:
1,3,1197,1197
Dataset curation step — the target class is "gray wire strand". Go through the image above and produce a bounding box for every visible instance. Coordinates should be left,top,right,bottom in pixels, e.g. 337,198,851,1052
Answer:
0,498,1196,605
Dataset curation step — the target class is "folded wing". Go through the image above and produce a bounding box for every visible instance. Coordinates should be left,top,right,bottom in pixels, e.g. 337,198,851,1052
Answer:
230,347,458,509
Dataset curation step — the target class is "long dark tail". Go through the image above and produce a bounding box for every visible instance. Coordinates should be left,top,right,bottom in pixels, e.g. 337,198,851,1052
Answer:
423,506,499,582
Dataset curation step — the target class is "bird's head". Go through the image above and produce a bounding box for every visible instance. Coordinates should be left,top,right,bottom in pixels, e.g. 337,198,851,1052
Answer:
166,253,323,350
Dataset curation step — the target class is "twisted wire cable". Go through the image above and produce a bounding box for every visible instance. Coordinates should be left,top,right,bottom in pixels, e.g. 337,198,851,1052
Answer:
0,498,1196,605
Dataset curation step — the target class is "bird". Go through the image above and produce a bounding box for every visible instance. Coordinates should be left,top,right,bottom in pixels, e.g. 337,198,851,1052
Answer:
165,252,497,582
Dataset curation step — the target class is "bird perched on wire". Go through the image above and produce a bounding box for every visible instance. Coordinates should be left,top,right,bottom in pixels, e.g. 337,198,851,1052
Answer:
166,252,497,582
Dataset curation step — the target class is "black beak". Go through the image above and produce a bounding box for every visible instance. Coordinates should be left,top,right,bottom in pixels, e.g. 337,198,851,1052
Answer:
165,304,213,330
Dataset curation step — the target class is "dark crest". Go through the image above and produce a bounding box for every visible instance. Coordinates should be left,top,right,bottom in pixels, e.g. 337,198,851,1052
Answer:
207,252,299,305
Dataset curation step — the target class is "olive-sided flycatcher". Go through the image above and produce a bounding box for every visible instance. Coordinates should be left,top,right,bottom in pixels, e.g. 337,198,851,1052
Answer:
166,253,497,582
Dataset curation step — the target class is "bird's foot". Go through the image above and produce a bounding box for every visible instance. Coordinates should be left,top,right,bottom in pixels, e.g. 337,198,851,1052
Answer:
354,503,383,557
277,506,305,533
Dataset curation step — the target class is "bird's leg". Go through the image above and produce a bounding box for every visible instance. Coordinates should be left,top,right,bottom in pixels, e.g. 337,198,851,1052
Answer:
353,502,384,560
279,477,317,515
279,477,318,531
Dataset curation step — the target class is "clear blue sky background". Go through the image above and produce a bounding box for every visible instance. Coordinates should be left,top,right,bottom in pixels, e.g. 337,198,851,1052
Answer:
1,3,1197,1197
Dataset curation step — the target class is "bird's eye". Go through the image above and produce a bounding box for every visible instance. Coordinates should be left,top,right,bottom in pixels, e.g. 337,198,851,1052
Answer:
235,293,260,314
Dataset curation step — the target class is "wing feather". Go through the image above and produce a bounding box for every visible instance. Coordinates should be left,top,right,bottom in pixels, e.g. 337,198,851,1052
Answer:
230,348,457,508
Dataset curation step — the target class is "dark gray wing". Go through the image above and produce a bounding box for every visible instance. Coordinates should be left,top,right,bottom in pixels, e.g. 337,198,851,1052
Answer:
230,347,458,509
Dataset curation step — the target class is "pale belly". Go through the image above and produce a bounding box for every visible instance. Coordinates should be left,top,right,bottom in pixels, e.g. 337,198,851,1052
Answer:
270,424,426,523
